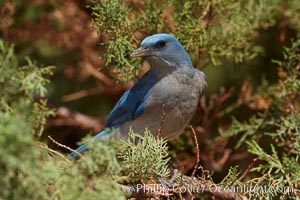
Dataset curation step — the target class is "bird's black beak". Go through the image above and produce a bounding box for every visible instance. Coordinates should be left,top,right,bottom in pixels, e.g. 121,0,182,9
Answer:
130,46,152,58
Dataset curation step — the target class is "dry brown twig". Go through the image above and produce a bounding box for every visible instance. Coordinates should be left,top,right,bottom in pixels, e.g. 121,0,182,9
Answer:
37,143,72,164
62,87,100,102
233,157,259,186
46,106,103,131
157,103,166,138
84,61,114,86
48,135,74,153
190,126,201,178
47,135,83,158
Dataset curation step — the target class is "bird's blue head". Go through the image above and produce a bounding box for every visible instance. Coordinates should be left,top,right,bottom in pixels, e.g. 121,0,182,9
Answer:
130,34,193,68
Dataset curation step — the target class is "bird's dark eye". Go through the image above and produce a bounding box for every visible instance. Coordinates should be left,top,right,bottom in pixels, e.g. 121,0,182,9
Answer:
157,40,166,47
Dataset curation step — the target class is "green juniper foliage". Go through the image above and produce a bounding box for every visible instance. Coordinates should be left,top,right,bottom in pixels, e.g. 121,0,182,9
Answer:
0,40,55,136
0,39,55,199
1,0,300,199
119,128,170,182
0,40,170,198
0,39,126,199
91,0,300,75
222,37,300,199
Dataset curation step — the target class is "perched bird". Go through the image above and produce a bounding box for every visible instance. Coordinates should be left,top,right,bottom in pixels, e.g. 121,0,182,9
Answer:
69,33,206,157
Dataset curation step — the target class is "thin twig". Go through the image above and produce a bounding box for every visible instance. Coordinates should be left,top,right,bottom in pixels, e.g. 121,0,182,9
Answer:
48,135,83,157
38,143,72,164
46,106,103,131
178,190,184,200
157,103,166,138
84,61,114,86
48,135,75,153
233,157,259,186
62,88,100,102
190,126,201,178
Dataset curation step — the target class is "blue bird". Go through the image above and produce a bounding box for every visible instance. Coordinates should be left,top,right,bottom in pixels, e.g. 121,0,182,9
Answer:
69,33,206,157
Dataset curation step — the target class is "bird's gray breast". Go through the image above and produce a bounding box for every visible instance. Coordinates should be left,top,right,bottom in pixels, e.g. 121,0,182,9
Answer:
120,67,205,139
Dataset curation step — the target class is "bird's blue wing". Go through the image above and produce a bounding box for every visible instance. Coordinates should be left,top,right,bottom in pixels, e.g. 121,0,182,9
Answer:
69,85,149,157
104,70,158,128
68,70,159,158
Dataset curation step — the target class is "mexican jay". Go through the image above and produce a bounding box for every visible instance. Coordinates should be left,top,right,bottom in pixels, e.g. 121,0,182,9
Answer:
69,33,206,157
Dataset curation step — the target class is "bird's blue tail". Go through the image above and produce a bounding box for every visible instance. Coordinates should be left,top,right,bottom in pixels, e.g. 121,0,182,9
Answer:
68,130,109,157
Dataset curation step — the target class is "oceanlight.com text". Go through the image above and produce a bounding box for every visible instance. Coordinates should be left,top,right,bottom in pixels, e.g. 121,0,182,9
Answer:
132,183,294,196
